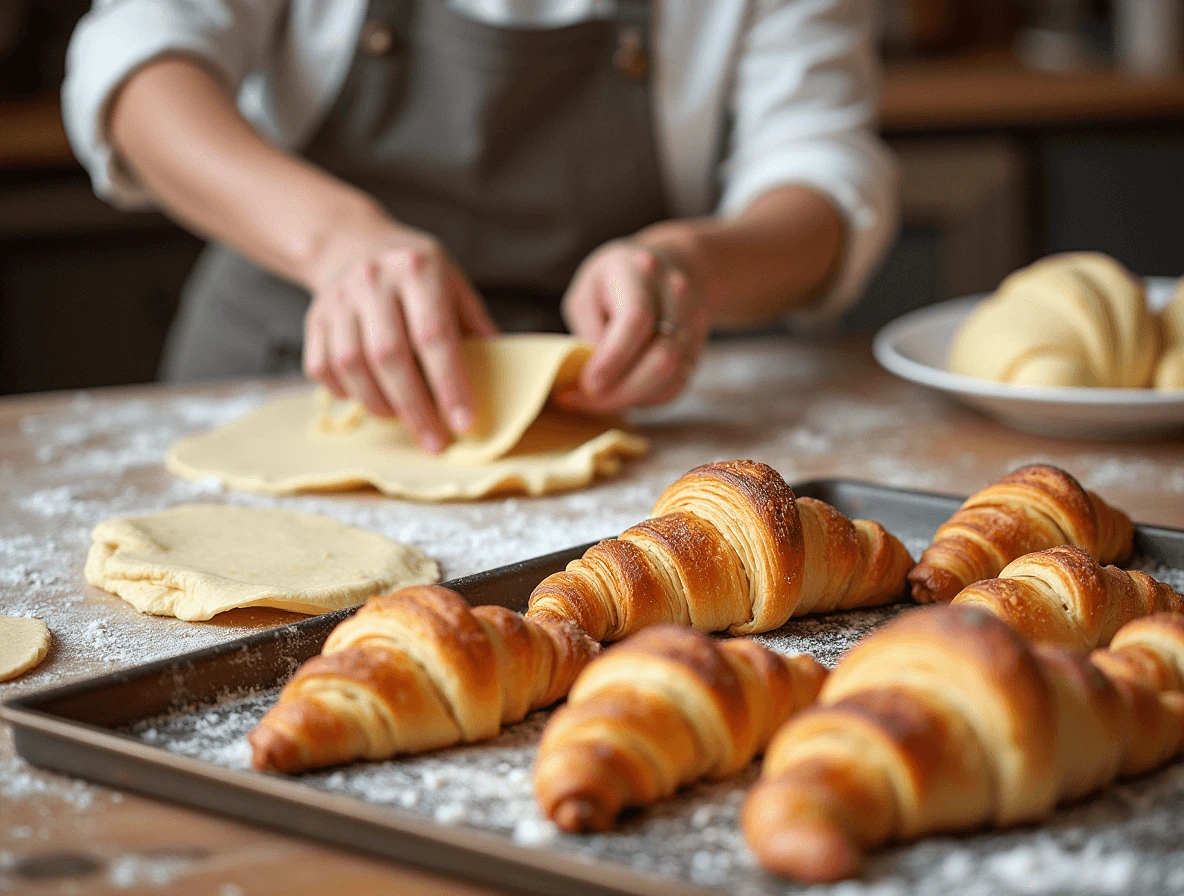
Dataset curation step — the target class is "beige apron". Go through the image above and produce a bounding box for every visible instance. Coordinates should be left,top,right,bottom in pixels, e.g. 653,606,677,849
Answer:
161,0,667,382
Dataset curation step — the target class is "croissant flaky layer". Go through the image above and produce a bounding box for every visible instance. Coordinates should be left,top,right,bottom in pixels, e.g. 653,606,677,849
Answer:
534,625,826,832
909,464,1133,604
249,585,599,773
526,460,914,639
742,607,1184,884
951,544,1184,649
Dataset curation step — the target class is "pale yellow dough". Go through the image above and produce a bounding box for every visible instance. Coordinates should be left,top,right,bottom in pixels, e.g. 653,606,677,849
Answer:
167,334,649,501
949,252,1159,388
0,616,51,682
84,505,440,621
1154,283,1184,389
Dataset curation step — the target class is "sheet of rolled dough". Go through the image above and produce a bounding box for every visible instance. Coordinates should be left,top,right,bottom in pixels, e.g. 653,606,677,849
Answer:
314,335,592,462
167,335,648,501
84,505,440,621
0,616,51,682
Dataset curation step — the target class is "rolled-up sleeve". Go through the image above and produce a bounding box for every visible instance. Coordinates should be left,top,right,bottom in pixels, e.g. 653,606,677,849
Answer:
62,0,285,208
718,0,899,323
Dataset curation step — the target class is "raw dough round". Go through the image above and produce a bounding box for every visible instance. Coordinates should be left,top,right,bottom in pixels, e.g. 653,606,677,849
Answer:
167,335,648,501
84,505,440,621
0,616,51,682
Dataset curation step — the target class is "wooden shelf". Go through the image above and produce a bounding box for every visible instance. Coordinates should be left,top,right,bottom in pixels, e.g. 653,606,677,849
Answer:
882,50,1184,132
4,51,1184,170
0,93,75,169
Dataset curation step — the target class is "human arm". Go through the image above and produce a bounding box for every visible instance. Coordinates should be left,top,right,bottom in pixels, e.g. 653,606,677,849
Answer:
560,185,843,411
66,2,492,452
562,0,897,412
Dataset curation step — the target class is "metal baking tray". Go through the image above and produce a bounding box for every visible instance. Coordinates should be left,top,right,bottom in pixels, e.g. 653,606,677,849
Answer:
6,480,1184,896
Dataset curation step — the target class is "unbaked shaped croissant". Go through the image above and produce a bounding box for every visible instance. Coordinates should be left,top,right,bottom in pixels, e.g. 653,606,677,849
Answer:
950,544,1183,650
1154,282,1184,390
249,585,599,773
534,624,826,832
526,460,913,639
949,252,1159,388
909,464,1133,604
741,606,1184,883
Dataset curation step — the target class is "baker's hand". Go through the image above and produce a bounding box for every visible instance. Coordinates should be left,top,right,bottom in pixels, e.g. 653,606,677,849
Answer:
559,239,709,413
303,215,498,453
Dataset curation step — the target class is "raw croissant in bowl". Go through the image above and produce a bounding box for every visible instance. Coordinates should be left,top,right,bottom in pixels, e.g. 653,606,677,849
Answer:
950,544,1183,650
527,460,914,639
909,464,1133,604
534,625,826,832
741,606,1184,883
1154,281,1184,390
949,252,1159,388
249,585,598,773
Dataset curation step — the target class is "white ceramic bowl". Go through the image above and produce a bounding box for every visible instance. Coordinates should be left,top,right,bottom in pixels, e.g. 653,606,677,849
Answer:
872,277,1184,440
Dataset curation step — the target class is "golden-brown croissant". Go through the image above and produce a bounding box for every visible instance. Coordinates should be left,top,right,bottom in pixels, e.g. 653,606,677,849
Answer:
527,460,913,639
909,464,1133,604
534,624,826,832
1090,611,1184,693
741,606,1184,884
950,545,1183,650
249,585,599,773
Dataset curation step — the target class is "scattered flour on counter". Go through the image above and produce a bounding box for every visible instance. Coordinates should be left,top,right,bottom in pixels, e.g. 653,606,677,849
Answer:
1005,454,1184,494
0,756,98,811
693,343,824,391
107,853,200,889
21,391,268,473
1073,457,1184,494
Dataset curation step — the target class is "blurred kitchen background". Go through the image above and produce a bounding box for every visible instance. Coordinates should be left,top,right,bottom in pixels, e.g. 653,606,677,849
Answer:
1,0,1183,395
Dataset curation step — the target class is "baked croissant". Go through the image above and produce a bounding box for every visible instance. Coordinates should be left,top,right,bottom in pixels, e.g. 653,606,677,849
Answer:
950,544,1183,650
1090,611,1184,693
949,252,1158,388
741,606,1184,883
250,585,599,773
909,464,1133,604
526,460,913,639
534,624,826,832
1154,282,1184,390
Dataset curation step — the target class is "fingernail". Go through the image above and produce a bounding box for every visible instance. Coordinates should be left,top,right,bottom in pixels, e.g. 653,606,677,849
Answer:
422,432,446,454
450,407,473,433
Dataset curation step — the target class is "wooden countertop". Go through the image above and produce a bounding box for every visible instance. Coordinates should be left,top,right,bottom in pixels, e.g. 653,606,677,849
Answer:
5,50,1184,171
1,335,1182,895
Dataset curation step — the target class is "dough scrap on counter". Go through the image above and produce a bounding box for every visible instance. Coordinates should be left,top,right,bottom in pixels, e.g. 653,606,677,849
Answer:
0,616,51,682
167,335,648,501
84,505,440,621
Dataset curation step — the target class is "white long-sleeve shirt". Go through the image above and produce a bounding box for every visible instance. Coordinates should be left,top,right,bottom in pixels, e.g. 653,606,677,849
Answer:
63,0,898,321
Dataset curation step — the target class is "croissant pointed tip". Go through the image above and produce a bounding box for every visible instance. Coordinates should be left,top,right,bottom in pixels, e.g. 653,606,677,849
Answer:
248,721,310,774
907,564,958,604
754,820,862,884
552,796,612,833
